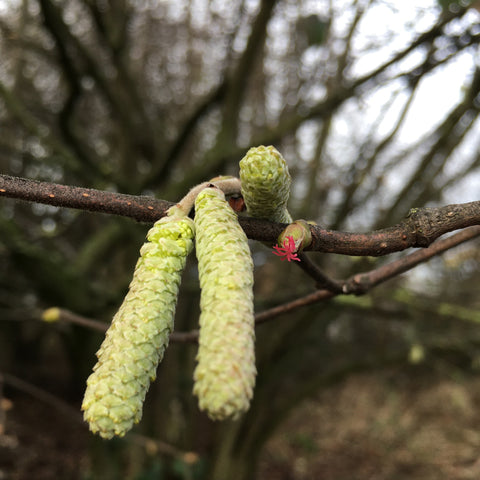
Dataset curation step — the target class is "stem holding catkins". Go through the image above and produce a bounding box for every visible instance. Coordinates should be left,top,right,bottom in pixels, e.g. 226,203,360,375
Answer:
175,176,242,216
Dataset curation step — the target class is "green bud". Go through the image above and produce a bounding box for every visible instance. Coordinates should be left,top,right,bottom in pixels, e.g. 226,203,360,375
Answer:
408,343,425,364
277,219,312,252
42,307,61,323
193,187,255,420
82,213,195,438
239,145,292,223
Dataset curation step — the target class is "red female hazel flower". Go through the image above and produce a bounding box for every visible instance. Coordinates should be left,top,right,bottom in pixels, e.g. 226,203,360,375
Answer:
272,236,300,262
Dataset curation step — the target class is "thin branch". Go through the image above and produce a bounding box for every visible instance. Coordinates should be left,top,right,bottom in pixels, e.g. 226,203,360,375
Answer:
1,174,479,256
255,226,480,323
40,226,480,337
343,225,480,294
44,308,199,344
296,252,343,292
255,289,334,324
47,308,107,333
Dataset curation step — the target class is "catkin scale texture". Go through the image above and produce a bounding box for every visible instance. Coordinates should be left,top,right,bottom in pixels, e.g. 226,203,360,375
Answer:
82,214,194,439
193,188,256,421
239,145,292,223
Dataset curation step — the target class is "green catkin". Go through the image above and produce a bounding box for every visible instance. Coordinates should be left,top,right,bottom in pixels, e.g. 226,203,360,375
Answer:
193,187,256,420
239,145,293,223
82,210,195,439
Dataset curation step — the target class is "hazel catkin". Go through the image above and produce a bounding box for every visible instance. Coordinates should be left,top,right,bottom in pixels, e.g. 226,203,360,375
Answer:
239,145,292,223
193,187,256,420
82,211,195,438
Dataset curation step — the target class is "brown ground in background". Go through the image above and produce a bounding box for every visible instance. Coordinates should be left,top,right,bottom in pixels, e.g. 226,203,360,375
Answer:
0,393,88,480
2,370,480,479
259,371,480,480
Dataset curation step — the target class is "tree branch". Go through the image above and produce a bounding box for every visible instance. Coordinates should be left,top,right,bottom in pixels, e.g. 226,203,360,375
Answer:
0,173,173,222
39,226,480,337
42,308,199,344
309,202,480,255
295,252,343,292
342,225,480,294
256,225,480,323
0,174,479,256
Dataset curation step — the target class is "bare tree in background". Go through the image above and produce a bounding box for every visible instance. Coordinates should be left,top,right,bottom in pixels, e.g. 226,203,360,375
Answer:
0,1,479,479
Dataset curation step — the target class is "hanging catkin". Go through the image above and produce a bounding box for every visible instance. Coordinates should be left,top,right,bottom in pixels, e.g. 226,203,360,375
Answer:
193,187,256,420
239,145,292,223
82,210,195,438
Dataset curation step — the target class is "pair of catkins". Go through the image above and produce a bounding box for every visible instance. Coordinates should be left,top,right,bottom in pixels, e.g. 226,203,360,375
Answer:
82,146,293,438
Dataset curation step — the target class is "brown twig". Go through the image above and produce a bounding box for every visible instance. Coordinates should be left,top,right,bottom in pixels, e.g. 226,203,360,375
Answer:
255,289,335,324
254,226,480,323
44,308,199,343
308,202,480,256
1,174,479,257
0,174,173,222
296,252,343,292
40,227,480,334
342,225,480,294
